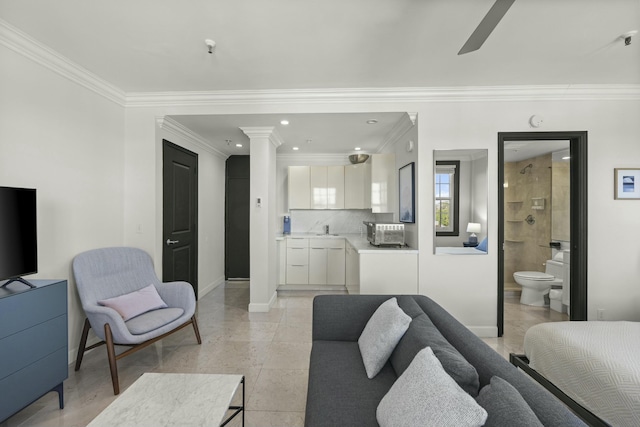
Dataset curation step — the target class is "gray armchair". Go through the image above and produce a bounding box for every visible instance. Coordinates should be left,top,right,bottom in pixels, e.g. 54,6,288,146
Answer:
72,247,201,394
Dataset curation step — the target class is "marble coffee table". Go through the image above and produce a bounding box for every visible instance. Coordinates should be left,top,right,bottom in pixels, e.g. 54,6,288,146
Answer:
87,373,244,427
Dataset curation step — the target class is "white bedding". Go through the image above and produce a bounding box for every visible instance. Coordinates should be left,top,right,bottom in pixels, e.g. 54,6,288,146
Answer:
524,321,640,427
435,247,485,255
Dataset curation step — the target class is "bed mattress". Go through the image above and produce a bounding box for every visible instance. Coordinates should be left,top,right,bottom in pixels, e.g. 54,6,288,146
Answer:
524,321,640,427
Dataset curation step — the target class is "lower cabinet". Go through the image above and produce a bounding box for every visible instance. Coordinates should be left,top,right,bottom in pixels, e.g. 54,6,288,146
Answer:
286,238,309,285
309,239,345,285
345,241,360,294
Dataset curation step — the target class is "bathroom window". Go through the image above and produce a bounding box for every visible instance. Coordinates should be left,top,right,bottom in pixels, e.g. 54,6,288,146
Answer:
435,161,460,236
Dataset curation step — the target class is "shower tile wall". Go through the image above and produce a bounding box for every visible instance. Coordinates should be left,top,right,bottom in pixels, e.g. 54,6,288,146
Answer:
504,155,552,284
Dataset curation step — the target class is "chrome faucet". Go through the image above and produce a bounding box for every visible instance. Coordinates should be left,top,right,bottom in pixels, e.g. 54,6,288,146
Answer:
324,225,330,235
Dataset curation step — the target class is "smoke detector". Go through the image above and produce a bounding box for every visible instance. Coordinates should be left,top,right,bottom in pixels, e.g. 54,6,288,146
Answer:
205,39,216,54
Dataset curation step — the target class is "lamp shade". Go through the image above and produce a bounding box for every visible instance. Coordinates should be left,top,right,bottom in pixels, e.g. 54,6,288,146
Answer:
466,223,481,233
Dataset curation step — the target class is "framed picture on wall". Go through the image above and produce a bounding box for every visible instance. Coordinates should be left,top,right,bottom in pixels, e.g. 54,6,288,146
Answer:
614,168,640,200
399,162,415,223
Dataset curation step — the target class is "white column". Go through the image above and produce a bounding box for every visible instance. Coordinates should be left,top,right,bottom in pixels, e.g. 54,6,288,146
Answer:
240,127,283,312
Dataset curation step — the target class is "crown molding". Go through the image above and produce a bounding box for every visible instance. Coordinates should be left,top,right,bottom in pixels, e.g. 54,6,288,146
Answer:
240,126,284,148
126,84,640,108
377,112,417,153
276,153,353,164
0,19,126,106
3,18,638,109
157,117,227,159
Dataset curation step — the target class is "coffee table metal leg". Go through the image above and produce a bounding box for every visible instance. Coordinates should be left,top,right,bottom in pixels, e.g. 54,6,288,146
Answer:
221,376,245,427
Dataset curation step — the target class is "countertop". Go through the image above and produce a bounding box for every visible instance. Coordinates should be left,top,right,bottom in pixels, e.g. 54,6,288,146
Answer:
276,233,418,254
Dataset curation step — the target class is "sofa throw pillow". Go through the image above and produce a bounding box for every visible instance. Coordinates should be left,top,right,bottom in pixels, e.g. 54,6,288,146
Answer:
358,297,412,379
98,284,168,321
390,312,480,396
476,376,543,427
377,346,488,427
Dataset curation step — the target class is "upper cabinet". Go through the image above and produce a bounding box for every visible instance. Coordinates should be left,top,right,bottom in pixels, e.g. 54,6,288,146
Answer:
310,166,345,209
288,155,395,213
344,163,371,209
288,166,311,209
370,154,396,213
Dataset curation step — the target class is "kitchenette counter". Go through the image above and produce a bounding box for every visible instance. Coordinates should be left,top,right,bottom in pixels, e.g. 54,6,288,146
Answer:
277,233,418,254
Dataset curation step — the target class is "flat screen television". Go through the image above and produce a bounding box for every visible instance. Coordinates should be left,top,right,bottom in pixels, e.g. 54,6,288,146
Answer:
0,186,37,288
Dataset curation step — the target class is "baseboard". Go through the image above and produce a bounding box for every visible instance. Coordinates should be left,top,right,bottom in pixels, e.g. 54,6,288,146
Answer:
198,275,225,299
248,290,278,312
467,325,498,338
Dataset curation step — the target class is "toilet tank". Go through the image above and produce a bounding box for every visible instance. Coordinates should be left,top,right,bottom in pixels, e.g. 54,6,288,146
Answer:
545,260,564,279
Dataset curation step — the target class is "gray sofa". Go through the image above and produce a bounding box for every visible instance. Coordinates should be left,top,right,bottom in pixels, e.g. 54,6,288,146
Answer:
305,295,586,427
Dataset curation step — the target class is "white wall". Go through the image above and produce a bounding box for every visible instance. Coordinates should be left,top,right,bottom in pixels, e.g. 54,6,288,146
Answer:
0,43,125,360
123,113,227,298
7,25,639,340
418,99,640,334
387,116,419,249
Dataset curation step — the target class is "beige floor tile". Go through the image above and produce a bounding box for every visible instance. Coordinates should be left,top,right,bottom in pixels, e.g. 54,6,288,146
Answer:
248,369,309,412
263,342,312,370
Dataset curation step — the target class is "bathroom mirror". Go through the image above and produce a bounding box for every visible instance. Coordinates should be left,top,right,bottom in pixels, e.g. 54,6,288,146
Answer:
434,149,488,255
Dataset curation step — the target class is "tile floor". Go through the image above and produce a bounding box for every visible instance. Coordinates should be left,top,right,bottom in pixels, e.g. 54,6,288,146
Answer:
2,282,567,427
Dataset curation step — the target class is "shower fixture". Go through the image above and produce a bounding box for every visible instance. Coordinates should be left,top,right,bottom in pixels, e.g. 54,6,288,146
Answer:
520,164,533,174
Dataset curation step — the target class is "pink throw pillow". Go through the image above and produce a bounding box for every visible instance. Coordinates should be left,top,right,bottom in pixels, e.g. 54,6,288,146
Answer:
98,284,168,321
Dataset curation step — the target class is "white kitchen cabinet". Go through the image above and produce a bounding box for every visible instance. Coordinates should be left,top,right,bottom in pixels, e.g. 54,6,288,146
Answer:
310,166,344,209
344,163,371,209
327,245,346,285
288,166,310,209
308,247,328,285
308,238,345,286
278,239,286,285
286,238,309,284
345,241,360,294
370,153,396,213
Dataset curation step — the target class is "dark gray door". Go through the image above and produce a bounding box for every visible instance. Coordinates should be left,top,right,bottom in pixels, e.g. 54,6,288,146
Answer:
225,155,250,279
163,140,198,297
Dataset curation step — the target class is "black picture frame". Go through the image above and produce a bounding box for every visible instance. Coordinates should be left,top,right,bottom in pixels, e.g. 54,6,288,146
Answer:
399,162,415,223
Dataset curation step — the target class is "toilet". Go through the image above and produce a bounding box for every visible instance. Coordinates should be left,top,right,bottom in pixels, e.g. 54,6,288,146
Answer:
514,252,565,306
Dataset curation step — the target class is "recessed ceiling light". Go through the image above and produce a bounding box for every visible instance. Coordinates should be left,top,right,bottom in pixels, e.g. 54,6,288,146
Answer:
292,147,299,151
236,143,243,148
306,139,312,144
280,120,289,125
354,147,361,151
366,119,378,124
562,156,571,160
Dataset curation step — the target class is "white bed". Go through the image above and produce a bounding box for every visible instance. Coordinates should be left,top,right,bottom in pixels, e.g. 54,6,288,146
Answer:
435,247,485,255
524,321,640,427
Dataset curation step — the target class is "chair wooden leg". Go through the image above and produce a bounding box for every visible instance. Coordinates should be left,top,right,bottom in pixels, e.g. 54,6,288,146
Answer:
191,315,202,344
104,323,120,395
75,318,91,371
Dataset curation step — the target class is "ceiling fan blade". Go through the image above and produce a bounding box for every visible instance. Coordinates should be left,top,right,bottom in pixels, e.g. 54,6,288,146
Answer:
458,0,516,55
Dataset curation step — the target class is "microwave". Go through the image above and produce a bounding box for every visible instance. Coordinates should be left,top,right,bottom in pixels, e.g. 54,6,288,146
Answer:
363,222,405,247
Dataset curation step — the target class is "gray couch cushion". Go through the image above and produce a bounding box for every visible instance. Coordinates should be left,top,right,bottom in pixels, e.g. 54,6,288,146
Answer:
378,347,487,427
358,297,412,379
390,310,480,396
477,376,543,427
305,340,397,427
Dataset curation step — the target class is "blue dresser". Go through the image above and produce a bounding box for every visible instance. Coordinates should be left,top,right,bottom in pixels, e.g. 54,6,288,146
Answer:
0,279,68,422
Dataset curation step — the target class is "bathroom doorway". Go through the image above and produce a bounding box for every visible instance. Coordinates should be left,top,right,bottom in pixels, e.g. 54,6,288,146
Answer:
498,131,587,336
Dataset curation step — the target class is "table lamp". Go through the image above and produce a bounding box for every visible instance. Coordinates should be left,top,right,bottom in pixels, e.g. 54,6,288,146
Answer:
467,223,481,244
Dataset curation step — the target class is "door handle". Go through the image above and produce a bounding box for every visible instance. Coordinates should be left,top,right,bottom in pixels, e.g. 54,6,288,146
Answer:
166,239,179,245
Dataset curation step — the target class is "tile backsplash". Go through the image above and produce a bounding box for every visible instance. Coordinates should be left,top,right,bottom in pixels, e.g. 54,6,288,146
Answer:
285,210,393,234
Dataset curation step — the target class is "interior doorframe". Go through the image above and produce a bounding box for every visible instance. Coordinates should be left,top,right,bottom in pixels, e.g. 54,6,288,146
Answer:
498,131,588,336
